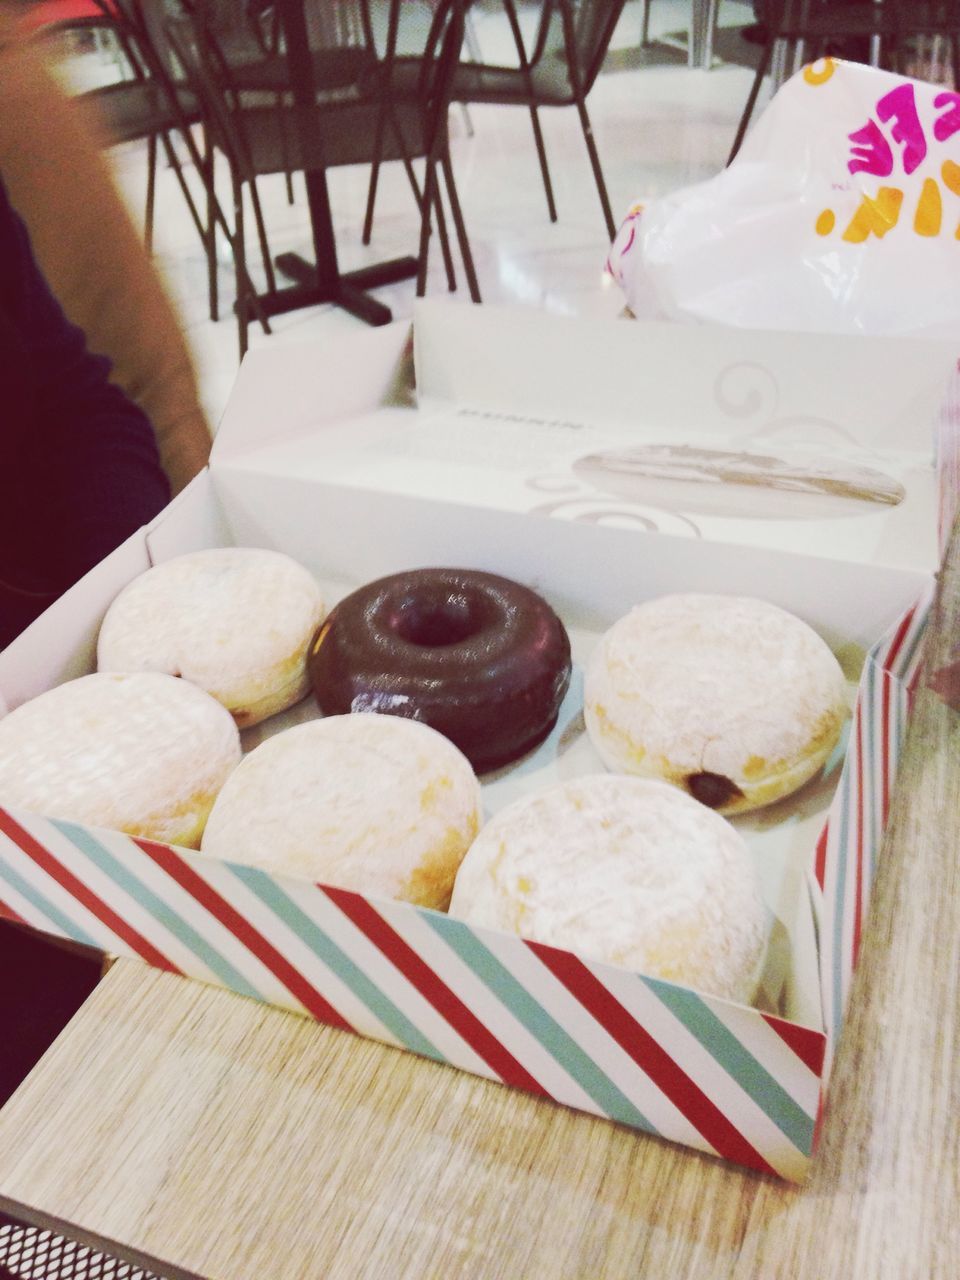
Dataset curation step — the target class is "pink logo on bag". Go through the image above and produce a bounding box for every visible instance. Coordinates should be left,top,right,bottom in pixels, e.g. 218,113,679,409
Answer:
817,82,960,242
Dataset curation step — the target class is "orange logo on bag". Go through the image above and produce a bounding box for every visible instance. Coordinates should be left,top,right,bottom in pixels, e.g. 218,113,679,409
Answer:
815,210,836,236
803,58,837,86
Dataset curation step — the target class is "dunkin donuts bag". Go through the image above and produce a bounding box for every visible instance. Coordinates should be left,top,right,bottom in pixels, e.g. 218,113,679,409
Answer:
609,59,960,340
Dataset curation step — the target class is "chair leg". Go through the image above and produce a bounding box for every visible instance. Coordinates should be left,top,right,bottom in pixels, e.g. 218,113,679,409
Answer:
640,0,651,47
248,178,278,296
500,0,556,223
167,119,270,340
159,131,206,249
701,0,720,70
572,96,616,241
368,106,428,247
528,105,558,223
220,187,270,340
362,104,389,247
416,160,438,298
440,150,481,304
727,33,776,165
144,132,158,255
274,91,296,207
363,0,404,247
233,173,249,361
202,127,219,324
433,179,457,292
415,111,463,298
361,164,380,246
397,133,425,216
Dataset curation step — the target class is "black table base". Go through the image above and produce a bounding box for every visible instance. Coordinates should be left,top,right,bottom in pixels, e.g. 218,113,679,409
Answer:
269,251,419,327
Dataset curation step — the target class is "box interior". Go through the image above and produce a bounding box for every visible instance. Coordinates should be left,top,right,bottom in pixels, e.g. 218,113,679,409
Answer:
0,463,931,1036
0,305,948,1054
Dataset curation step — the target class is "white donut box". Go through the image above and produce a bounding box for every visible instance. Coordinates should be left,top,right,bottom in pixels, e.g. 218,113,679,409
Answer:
1,301,957,1183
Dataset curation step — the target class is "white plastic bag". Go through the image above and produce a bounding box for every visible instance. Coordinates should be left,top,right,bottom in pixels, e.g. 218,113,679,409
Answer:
609,60,960,339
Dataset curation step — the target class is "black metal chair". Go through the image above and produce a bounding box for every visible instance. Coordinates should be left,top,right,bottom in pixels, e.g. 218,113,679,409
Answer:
366,0,629,244
180,0,383,207
190,0,380,95
728,0,960,164
164,0,479,357
98,0,274,339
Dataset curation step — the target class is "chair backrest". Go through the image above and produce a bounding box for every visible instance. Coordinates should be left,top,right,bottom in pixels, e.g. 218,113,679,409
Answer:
163,11,257,176
403,0,467,152
183,0,276,61
167,0,466,177
887,0,960,32
99,0,184,83
514,0,627,97
567,0,628,92
763,0,960,41
329,0,468,162
181,0,374,62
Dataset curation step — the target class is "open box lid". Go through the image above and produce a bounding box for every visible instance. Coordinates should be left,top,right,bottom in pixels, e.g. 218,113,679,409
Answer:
211,301,959,575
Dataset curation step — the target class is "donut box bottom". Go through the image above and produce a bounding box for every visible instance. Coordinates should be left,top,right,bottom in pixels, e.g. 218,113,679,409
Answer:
0,304,953,1181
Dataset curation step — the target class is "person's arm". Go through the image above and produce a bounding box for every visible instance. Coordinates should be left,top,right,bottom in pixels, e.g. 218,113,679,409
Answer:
0,179,170,640
0,10,212,493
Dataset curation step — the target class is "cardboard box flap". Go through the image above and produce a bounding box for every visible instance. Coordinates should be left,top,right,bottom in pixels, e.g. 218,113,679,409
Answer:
210,321,414,464
209,303,957,576
412,301,953,453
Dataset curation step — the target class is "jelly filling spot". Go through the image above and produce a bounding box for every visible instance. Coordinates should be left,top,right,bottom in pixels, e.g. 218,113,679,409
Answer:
686,771,745,809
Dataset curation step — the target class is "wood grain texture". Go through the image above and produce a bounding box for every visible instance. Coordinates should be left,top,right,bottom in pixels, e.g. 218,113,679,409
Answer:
1,533,959,1279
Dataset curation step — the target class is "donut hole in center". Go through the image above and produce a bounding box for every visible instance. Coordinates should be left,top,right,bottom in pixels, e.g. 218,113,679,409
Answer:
393,591,483,648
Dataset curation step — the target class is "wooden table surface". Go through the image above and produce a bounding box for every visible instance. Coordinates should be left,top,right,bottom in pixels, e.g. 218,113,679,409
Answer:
0,536,958,1279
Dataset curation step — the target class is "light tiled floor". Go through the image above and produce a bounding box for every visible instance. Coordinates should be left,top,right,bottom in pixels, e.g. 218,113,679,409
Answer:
63,0,761,426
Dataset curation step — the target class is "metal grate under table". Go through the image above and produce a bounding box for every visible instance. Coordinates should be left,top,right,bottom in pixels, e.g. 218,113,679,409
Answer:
0,1213,167,1280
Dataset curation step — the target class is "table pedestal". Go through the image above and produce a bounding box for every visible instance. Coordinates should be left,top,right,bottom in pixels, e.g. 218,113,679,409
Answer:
271,0,417,327
271,251,419,327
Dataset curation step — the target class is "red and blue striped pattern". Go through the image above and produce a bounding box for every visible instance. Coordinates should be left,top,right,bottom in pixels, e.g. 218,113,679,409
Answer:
814,589,931,1074
0,585,935,1182
0,800,824,1180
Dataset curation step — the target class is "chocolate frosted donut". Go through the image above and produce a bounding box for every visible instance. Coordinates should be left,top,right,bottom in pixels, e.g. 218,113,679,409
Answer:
309,568,572,773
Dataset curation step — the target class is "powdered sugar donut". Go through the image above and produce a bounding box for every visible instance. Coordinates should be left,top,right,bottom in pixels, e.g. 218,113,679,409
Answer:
585,594,848,814
201,714,482,909
0,672,241,847
449,775,766,1003
97,548,325,727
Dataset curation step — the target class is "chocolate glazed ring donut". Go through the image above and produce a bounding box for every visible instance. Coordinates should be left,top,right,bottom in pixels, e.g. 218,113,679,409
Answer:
309,569,572,773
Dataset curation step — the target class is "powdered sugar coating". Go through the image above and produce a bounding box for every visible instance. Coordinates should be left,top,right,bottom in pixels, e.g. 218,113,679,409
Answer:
584,594,848,813
97,548,325,727
0,672,241,847
201,714,483,909
449,774,766,1003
